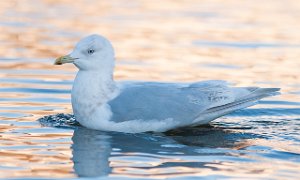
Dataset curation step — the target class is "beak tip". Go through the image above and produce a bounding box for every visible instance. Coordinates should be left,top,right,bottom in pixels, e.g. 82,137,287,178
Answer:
54,55,76,65
54,58,62,65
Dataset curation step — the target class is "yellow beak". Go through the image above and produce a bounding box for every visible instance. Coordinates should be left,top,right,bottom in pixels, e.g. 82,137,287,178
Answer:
54,55,78,65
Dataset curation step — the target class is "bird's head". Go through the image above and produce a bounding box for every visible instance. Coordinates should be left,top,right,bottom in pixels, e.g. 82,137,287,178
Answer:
55,34,115,71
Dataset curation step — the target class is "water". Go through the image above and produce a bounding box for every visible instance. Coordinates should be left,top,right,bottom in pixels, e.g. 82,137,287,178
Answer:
0,0,300,179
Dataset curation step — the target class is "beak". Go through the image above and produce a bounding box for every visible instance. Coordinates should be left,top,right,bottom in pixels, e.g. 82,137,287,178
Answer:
54,55,78,65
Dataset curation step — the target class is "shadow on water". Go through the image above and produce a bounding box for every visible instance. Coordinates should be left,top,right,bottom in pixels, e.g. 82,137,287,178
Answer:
165,125,259,148
37,112,262,178
71,126,258,177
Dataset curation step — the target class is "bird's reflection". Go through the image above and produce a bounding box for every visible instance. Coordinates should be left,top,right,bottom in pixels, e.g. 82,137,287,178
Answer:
71,125,256,177
71,128,112,177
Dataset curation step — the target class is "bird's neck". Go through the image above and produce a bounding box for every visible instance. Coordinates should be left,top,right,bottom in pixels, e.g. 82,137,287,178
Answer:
71,70,117,113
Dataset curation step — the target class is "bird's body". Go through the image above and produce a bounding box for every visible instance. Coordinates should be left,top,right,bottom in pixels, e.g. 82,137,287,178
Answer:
55,34,280,133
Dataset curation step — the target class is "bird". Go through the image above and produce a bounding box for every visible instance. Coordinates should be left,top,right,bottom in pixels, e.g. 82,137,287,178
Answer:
54,34,280,133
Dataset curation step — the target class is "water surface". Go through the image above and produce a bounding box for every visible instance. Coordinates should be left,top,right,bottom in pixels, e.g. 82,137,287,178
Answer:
0,0,300,179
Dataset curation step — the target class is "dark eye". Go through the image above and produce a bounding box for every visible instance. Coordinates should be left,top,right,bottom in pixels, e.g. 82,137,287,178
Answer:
87,49,95,54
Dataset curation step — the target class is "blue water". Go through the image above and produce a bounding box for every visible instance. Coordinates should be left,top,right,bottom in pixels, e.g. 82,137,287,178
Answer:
0,0,300,179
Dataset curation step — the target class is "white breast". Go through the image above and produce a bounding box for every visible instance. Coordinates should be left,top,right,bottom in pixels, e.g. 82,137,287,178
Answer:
71,71,119,130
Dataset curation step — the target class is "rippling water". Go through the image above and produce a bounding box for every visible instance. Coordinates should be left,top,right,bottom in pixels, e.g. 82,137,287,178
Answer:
0,0,300,179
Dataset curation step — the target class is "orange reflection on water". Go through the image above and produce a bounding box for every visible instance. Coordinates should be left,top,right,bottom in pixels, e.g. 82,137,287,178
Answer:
0,130,73,178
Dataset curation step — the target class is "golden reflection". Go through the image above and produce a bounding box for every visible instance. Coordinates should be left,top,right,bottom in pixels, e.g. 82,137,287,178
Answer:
0,131,74,178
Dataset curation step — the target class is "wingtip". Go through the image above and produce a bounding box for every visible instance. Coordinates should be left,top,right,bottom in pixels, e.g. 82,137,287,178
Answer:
260,88,281,97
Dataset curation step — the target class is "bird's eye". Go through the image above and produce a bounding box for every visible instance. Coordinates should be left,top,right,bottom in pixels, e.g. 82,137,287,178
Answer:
87,49,95,54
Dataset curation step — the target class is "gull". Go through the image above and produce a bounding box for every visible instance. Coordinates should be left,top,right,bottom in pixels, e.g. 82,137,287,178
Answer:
54,34,280,133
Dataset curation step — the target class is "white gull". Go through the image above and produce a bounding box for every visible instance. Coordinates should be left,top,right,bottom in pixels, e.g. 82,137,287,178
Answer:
54,34,280,133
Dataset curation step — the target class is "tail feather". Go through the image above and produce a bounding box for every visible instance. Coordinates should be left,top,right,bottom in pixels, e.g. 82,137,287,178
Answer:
207,87,280,113
192,87,280,126
251,87,280,96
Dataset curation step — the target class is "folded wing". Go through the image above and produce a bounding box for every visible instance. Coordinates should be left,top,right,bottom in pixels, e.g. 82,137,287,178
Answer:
108,81,257,125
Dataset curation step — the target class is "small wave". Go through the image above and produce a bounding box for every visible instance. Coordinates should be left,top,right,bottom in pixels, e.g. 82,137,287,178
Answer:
38,113,80,129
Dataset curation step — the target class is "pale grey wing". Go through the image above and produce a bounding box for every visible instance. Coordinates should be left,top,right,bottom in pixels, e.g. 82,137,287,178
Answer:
107,83,234,123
